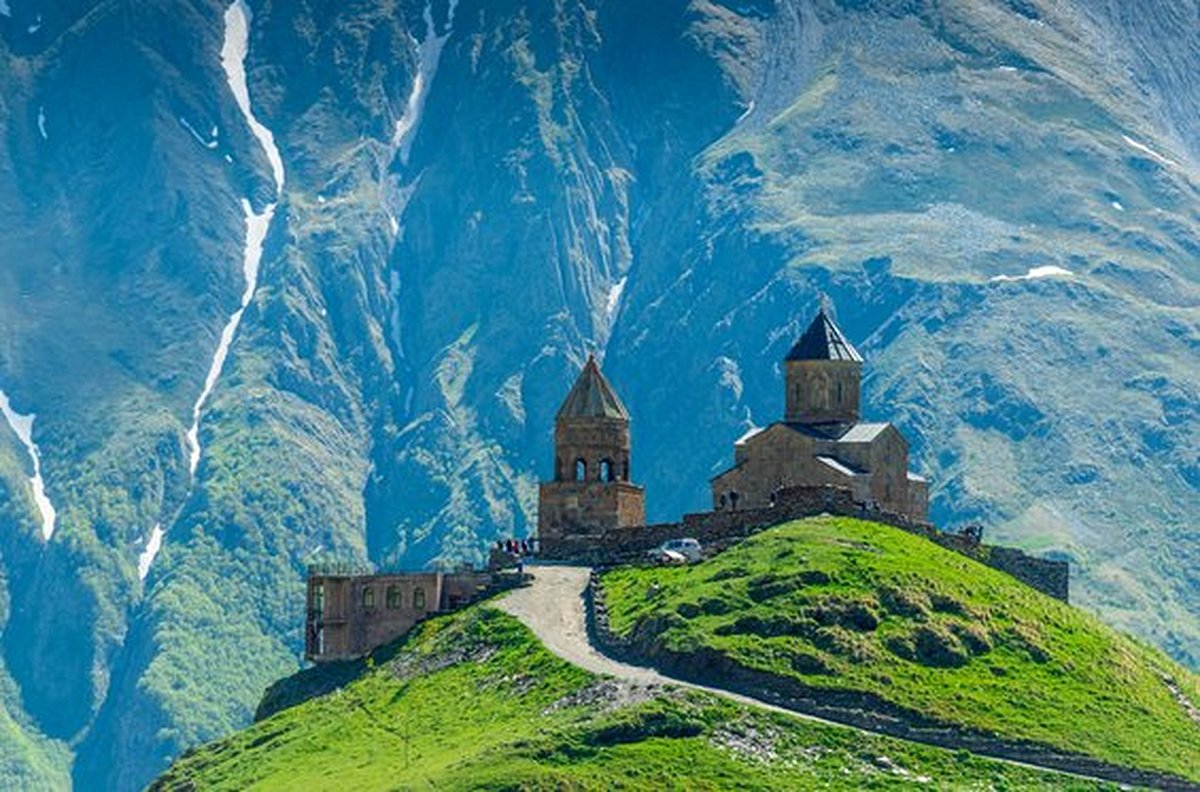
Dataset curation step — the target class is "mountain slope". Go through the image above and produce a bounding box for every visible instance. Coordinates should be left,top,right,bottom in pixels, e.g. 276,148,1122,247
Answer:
151,604,1113,791
600,516,1200,784
0,0,1197,788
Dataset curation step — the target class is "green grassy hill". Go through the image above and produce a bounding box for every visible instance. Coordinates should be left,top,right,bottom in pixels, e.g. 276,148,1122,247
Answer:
600,516,1200,784
152,605,1111,791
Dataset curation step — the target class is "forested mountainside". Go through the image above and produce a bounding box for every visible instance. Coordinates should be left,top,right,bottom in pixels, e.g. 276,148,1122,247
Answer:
0,0,1197,788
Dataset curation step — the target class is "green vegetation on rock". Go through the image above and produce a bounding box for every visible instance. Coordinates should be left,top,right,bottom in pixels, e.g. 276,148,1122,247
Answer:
600,516,1200,783
153,605,1110,791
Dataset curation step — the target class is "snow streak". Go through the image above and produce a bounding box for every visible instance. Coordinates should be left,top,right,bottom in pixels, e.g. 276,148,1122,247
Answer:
0,390,57,540
185,0,286,480
137,523,164,580
166,0,288,578
387,0,458,397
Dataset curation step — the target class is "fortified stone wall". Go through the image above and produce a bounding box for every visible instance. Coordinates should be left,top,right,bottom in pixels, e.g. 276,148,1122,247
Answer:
541,485,1069,602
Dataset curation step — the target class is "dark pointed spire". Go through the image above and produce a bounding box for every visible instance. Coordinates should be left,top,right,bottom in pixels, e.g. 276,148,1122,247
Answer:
556,354,630,420
786,307,863,363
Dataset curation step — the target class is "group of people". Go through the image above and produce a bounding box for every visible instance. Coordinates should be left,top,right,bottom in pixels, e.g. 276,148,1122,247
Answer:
497,538,535,556
494,537,536,574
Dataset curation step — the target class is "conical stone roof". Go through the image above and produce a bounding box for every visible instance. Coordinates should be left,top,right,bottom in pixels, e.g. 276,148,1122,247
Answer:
556,355,630,420
786,309,863,363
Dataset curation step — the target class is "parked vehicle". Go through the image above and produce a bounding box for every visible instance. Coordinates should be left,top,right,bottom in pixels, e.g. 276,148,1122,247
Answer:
648,537,702,564
648,547,688,565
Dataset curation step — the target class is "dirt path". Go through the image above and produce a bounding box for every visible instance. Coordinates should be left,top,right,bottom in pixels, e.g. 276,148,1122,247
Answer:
496,564,1141,789
499,565,927,722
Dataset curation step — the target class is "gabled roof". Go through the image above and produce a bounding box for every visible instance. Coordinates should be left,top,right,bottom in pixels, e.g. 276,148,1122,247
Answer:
769,420,891,443
785,309,863,363
556,355,630,421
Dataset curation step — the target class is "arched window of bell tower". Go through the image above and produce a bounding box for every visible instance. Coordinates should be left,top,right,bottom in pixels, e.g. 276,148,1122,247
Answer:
599,459,613,483
575,458,587,481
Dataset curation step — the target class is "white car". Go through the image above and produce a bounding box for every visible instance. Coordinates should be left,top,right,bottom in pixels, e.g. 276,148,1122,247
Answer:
649,538,703,564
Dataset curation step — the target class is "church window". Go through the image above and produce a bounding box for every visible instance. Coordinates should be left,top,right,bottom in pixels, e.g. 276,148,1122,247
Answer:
362,587,375,609
622,460,630,481
719,494,727,510
599,459,613,482
575,458,587,481
386,586,402,609
729,491,740,510
413,587,426,610
312,583,325,616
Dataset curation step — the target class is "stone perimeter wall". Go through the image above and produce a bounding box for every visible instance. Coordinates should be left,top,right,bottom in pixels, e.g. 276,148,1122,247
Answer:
584,572,1194,792
542,485,1068,602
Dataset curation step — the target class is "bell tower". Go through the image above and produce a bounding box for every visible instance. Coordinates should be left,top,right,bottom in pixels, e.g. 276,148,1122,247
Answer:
785,308,863,425
537,355,646,546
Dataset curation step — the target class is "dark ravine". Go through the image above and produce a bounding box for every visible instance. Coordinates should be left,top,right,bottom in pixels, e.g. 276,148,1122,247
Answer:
586,571,1200,792
0,0,1199,788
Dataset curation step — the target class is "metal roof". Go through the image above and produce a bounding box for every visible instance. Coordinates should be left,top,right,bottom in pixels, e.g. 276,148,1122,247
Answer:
836,422,890,443
815,455,865,477
556,355,630,420
785,309,863,363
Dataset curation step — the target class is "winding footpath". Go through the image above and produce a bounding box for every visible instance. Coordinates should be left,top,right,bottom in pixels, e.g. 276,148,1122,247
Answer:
497,564,1157,790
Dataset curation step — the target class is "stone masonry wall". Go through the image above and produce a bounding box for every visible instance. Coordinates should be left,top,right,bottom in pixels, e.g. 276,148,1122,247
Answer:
541,485,1069,603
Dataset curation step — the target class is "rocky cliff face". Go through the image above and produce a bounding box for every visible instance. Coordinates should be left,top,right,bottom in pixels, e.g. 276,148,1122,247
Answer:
0,0,1197,788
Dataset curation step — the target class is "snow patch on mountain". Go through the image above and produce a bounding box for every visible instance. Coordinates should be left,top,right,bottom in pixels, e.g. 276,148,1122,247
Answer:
37,106,47,140
179,117,219,149
736,100,755,124
221,0,284,190
137,523,164,580
186,199,275,476
393,0,458,166
0,389,57,540
990,265,1074,283
605,276,627,323
1122,135,1179,169
186,0,286,480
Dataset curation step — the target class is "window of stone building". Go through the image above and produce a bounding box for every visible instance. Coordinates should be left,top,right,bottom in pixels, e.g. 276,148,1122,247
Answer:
599,459,613,482
575,458,587,481
362,587,375,609
729,491,740,510
836,381,843,405
312,583,325,615
413,587,426,610
622,458,630,481
719,493,727,510
556,457,563,479
386,585,402,609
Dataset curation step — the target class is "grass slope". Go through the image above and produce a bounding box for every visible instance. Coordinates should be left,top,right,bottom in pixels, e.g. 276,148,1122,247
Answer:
600,517,1200,782
153,605,1108,790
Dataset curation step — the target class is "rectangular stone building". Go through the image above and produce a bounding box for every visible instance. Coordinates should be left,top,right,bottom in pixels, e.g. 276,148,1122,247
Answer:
305,570,492,662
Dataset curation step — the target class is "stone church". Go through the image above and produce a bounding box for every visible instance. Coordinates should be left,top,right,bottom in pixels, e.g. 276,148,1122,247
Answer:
710,309,929,520
536,355,646,543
